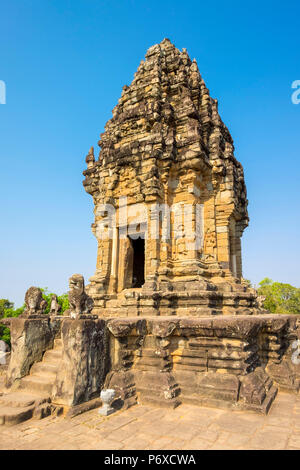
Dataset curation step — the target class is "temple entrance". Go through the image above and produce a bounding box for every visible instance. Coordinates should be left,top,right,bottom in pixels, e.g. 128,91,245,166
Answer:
130,236,145,288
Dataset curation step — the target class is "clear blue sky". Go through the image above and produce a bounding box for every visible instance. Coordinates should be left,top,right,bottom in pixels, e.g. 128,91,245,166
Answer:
0,0,299,307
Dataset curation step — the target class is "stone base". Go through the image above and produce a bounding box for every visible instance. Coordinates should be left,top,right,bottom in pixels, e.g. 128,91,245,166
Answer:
105,315,300,414
178,368,278,415
4,313,300,420
65,397,102,419
267,360,300,394
91,283,260,318
98,405,115,416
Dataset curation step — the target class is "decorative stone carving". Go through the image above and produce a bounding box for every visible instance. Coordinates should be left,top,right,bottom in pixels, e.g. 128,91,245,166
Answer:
49,294,61,316
0,340,9,373
67,274,94,319
104,316,300,413
257,295,266,309
23,287,47,317
203,228,217,260
52,318,108,406
85,146,95,169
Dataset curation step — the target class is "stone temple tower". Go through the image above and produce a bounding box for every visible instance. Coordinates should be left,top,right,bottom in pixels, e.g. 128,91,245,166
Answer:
83,38,258,317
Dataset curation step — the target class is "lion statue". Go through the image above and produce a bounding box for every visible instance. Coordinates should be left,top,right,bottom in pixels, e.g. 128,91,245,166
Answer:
257,295,266,309
67,274,94,319
23,287,48,316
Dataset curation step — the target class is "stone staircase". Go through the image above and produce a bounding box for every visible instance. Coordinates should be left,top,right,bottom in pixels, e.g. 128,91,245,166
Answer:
0,338,63,426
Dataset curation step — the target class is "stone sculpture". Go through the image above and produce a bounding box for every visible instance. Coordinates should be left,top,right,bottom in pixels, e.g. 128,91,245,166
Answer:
23,287,47,316
257,295,266,309
67,274,94,319
49,294,62,316
85,146,95,169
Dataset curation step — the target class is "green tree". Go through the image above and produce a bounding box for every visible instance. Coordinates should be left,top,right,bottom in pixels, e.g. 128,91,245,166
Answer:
0,299,14,318
258,278,300,314
0,302,25,346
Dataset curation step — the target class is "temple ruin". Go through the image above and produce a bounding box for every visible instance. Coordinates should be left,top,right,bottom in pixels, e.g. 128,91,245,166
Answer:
83,38,256,317
0,40,299,426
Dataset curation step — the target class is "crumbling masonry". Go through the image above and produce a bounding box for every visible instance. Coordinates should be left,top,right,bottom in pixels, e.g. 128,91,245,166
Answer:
83,38,253,317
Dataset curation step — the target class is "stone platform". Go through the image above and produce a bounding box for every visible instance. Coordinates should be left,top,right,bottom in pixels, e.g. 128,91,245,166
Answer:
0,393,299,450
105,314,300,413
1,313,299,425
91,284,260,317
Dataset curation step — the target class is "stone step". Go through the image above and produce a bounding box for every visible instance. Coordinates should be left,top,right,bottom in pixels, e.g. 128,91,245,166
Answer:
0,405,35,426
30,362,58,375
138,394,181,409
0,391,50,408
0,340,63,426
253,385,278,415
20,374,55,394
43,349,62,362
30,369,57,380
54,338,62,348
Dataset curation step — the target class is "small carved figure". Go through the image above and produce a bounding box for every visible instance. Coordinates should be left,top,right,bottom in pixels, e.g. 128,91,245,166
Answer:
86,146,95,169
23,287,47,316
49,294,62,316
204,228,217,251
0,340,9,366
203,228,217,261
257,295,266,309
68,274,94,319
175,224,187,259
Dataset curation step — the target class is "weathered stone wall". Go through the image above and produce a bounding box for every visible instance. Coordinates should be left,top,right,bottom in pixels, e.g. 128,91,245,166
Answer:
5,317,61,388
3,314,299,414
52,318,109,407
105,315,300,413
260,315,300,393
91,288,259,317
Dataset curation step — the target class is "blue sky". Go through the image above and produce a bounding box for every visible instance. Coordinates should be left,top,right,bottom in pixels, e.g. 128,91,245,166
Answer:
0,0,299,307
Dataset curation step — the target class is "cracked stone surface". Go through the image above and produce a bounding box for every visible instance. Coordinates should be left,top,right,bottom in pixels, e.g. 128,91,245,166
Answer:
0,392,299,450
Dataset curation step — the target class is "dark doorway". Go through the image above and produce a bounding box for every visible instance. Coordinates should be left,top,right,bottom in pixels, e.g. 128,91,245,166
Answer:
131,237,145,288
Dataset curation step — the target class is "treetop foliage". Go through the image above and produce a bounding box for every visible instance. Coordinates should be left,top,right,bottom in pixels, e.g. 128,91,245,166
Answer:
258,278,300,315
